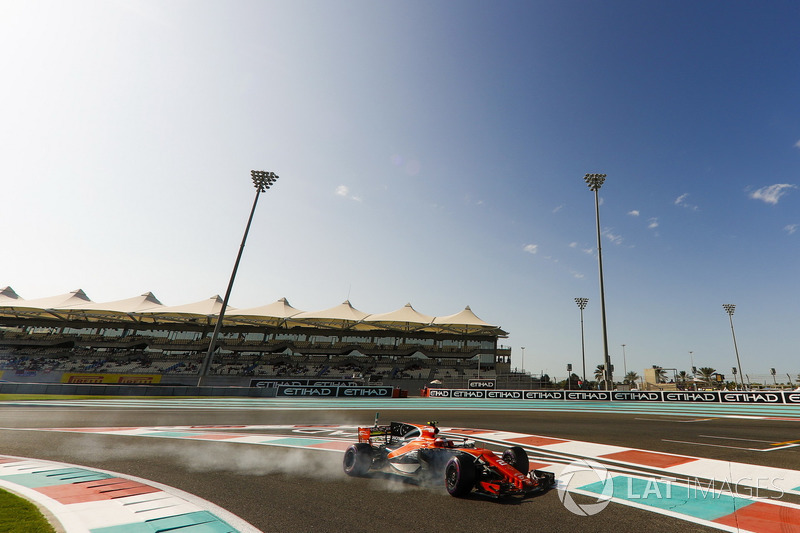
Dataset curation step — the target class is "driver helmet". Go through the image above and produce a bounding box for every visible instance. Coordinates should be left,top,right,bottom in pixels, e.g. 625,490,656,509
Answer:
422,426,438,439
434,437,453,447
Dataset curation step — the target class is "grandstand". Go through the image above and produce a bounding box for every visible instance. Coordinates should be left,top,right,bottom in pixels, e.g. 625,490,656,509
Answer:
0,287,518,391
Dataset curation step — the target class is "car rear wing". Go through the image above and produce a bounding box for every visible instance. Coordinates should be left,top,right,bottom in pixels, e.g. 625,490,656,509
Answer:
357,414,428,444
356,422,424,444
357,425,393,444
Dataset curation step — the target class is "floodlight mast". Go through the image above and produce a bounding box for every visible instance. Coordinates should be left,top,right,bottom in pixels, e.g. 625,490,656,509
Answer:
574,297,589,383
584,173,613,390
723,304,746,390
197,171,279,387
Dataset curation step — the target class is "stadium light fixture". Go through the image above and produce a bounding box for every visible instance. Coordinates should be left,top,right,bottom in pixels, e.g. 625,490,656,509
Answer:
584,173,613,390
723,304,746,390
621,344,627,377
574,297,589,383
197,170,280,386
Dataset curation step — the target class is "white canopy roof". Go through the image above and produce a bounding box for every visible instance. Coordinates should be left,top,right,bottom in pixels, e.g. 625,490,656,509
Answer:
230,297,303,318
292,300,370,330
48,292,165,322
0,289,92,320
362,303,435,331
432,306,495,333
0,286,21,303
136,296,232,324
294,300,368,321
9,289,92,310
145,295,230,316
227,297,303,327
56,292,165,313
0,289,506,336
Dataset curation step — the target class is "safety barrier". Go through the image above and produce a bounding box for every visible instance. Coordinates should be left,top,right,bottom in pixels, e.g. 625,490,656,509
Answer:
425,388,800,403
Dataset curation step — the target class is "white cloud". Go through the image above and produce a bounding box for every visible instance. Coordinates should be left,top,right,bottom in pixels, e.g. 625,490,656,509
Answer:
674,193,699,210
570,242,593,254
749,184,797,205
785,224,798,235
602,228,623,245
794,140,800,149
553,204,565,213
648,217,659,229
523,244,538,254
336,185,363,202
628,210,640,216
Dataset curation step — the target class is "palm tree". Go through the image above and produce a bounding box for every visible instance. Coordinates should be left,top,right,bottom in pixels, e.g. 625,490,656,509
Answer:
652,365,667,383
624,371,640,387
677,371,690,390
594,364,605,381
698,367,716,387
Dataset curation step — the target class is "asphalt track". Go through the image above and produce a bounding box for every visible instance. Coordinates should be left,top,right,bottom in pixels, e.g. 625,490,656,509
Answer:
1,398,799,533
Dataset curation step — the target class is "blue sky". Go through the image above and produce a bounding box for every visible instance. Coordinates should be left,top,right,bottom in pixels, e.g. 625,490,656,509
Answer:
2,1,798,382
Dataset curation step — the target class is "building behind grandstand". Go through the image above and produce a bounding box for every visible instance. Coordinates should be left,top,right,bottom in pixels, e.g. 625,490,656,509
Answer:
0,287,537,391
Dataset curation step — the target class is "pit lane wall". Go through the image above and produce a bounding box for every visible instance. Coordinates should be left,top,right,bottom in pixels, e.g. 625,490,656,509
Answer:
425,389,800,404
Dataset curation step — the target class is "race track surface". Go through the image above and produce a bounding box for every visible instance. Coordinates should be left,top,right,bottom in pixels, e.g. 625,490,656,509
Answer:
1,398,799,533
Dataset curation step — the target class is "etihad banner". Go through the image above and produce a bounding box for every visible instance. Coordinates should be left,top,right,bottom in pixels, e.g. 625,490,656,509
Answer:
612,391,663,402
429,388,794,403
785,392,800,404
275,385,394,398
62,373,162,385
468,379,496,390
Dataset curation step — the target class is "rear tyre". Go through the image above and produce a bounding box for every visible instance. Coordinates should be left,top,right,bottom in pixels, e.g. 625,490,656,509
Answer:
343,443,373,476
444,455,476,497
502,446,529,474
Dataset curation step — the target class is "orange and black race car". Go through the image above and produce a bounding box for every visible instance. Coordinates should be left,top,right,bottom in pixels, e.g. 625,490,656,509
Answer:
342,416,555,498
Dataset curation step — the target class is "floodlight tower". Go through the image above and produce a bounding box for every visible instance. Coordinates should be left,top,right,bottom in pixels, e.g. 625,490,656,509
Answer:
723,304,746,390
197,170,279,386
621,344,627,377
584,173,613,390
574,297,589,383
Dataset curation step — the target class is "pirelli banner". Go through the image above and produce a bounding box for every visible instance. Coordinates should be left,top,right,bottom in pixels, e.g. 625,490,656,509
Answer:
275,385,396,398
427,389,800,404
62,373,162,385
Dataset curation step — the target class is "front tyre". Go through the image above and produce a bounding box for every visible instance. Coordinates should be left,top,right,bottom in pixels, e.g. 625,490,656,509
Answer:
444,455,476,497
343,443,373,476
502,446,529,474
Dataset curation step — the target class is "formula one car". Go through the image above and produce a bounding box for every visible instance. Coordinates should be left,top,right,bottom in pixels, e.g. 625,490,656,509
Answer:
342,416,555,498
